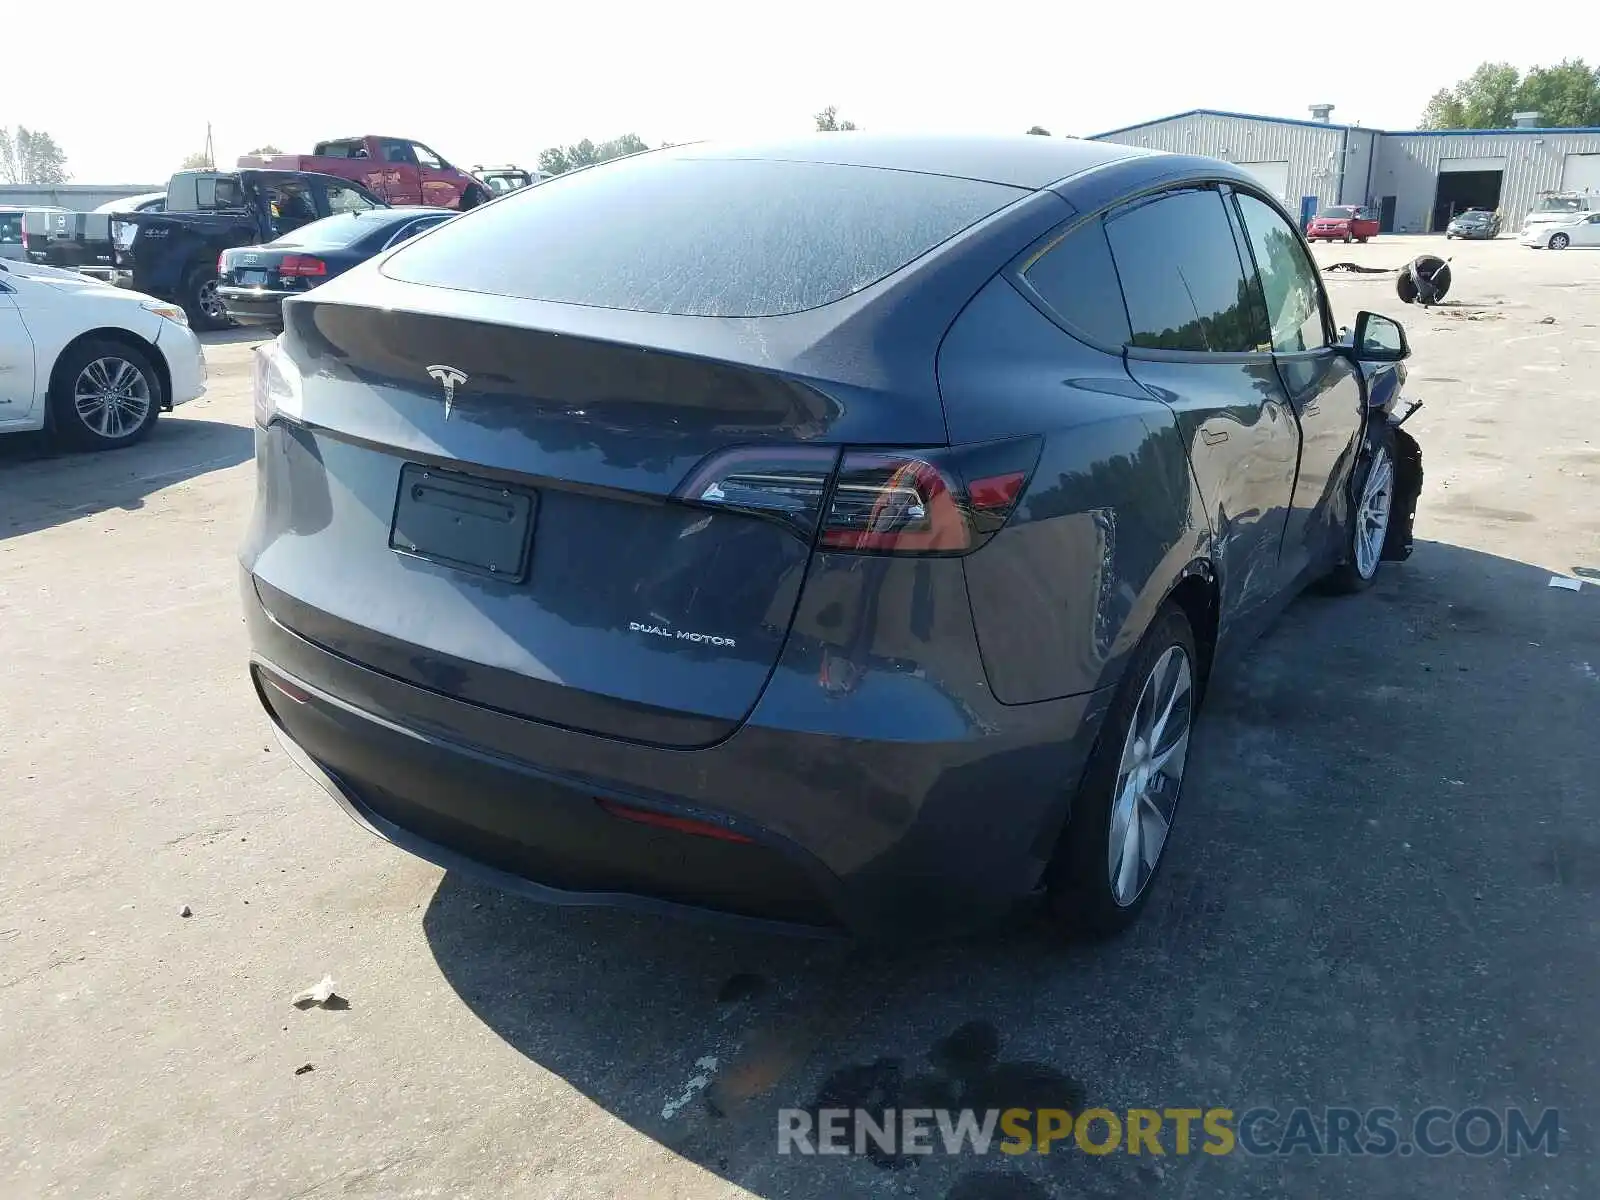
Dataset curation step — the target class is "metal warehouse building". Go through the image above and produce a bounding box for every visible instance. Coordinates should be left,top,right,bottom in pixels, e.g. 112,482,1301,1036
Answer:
1090,106,1600,234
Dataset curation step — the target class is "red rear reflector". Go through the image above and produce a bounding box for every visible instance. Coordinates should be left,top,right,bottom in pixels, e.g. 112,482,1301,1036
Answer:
596,799,754,844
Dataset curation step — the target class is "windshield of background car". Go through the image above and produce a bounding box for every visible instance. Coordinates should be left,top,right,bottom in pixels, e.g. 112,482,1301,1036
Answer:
382,154,1026,317
1316,207,1357,219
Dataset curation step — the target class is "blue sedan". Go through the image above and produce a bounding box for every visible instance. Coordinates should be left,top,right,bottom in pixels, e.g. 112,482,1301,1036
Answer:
218,207,454,328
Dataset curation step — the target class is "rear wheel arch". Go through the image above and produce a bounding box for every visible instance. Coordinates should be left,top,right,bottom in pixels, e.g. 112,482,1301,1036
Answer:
1162,564,1220,693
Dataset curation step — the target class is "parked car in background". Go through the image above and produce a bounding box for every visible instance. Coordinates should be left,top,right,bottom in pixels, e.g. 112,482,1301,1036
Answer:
1445,208,1501,239
239,137,491,211
25,169,387,330
1306,205,1379,242
243,136,1423,942
218,207,453,328
95,191,167,253
1521,191,1600,239
0,206,69,261
474,165,546,196
1520,210,1600,249
0,258,204,448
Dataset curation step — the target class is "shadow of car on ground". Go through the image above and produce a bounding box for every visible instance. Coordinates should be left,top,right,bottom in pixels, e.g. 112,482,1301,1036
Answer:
421,538,1598,1200
0,415,252,541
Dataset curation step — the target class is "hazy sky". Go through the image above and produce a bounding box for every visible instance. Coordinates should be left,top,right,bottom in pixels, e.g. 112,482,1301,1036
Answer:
0,3,1578,183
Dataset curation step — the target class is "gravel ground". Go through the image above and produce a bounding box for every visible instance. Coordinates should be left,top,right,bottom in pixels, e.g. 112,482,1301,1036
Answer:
1,236,1597,1199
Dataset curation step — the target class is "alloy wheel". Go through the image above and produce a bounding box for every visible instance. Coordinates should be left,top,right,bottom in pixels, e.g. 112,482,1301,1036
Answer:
73,356,152,440
198,277,227,321
1107,645,1194,907
1354,445,1394,579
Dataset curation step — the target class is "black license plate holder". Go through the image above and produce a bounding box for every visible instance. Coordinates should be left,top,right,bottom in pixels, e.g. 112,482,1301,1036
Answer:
389,464,535,582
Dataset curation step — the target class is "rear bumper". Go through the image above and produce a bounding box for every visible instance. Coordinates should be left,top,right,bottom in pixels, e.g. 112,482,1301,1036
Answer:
219,287,288,326
242,569,1111,941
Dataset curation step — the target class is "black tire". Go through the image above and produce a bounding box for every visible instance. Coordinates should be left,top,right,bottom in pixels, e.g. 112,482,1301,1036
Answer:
1324,422,1398,594
182,266,230,331
459,185,491,210
1358,237,1369,243
1047,602,1200,939
49,338,164,450
1550,232,1570,250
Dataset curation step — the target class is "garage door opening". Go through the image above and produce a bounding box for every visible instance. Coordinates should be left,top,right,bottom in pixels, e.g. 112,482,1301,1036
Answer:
1432,170,1503,231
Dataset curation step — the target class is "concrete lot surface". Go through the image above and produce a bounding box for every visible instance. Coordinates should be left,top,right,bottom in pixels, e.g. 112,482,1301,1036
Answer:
1,237,1597,1199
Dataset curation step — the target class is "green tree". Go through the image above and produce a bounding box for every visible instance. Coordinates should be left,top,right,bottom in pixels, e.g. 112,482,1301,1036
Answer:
248,144,284,156
536,132,649,175
179,150,213,170
1517,59,1600,128
1420,59,1600,129
1026,125,1051,136
0,126,71,184
814,105,859,132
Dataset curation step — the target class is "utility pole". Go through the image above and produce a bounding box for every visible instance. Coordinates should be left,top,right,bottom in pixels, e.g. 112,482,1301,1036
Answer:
204,123,215,169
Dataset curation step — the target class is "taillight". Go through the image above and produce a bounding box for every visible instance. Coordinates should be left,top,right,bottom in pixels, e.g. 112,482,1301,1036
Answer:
217,252,227,275
278,255,327,277
674,446,840,539
676,436,1040,556
821,440,1037,555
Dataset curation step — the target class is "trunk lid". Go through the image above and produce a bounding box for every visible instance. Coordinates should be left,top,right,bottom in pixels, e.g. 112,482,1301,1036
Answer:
249,285,947,748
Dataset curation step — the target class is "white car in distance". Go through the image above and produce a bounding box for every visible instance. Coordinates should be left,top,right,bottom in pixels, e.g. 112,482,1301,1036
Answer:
93,190,167,253
0,259,206,449
1520,211,1600,249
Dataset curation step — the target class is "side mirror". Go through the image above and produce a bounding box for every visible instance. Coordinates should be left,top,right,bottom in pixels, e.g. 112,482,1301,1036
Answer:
1352,311,1409,362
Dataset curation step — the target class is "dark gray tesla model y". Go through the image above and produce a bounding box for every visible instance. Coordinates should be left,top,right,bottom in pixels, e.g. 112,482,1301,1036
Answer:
242,134,1423,941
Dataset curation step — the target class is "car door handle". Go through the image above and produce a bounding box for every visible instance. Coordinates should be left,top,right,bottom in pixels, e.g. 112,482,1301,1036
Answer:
1201,430,1229,446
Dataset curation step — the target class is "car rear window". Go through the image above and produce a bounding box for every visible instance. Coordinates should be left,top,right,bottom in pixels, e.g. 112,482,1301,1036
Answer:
275,213,390,249
0,214,20,244
382,154,1025,317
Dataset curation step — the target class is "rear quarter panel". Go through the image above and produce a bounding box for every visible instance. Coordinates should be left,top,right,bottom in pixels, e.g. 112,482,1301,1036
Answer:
938,276,1210,704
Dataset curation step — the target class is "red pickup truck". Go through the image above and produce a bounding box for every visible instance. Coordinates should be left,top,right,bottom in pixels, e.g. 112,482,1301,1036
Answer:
237,136,491,210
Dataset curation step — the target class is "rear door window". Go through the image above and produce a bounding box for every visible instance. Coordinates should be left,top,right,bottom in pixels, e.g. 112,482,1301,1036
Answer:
382,154,1025,317
1104,188,1268,353
379,140,417,165
1019,218,1131,346
0,214,20,245
1233,192,1329,353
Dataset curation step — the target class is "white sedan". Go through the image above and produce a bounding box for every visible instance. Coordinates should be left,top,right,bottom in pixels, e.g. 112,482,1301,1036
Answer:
1520,212,1600,249
0,259,206,449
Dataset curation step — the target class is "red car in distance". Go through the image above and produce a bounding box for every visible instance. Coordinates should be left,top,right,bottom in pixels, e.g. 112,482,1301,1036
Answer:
1306,205,1379,243
238,137,492,211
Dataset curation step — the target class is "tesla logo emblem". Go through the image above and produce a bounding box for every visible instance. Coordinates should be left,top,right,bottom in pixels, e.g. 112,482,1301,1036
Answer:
425,364,468,419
